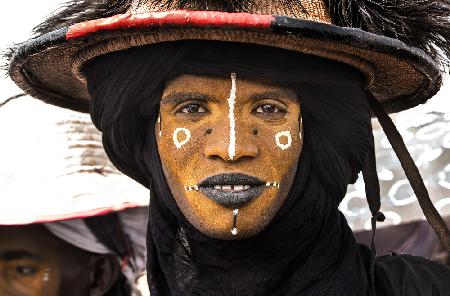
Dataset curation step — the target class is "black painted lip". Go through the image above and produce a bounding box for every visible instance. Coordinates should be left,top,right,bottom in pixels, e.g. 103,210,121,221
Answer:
199,173,266,208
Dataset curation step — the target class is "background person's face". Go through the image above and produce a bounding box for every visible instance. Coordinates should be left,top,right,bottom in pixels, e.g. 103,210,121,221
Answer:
157,74,303,239
0,225,61,296
0,225,101,296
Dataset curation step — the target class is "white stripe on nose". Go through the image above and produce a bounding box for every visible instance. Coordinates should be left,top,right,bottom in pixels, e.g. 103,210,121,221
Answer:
228,73,237,160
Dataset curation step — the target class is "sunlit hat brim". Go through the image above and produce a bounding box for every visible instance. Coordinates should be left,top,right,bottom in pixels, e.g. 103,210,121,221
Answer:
0,98,149,225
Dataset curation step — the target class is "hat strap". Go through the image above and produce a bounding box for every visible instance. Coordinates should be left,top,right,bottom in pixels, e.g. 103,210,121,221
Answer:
362,130,385,296
366,91,450,252
0,93,26,108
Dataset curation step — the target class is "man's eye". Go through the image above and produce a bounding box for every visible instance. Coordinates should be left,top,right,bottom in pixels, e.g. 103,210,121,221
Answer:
179,104,207,114
15,265,37,276
254,104,285,114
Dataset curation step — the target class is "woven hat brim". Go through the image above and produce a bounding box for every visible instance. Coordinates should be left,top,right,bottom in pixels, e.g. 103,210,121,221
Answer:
9,10,441,114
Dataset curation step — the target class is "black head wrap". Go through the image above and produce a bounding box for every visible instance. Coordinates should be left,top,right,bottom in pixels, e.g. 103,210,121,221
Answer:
85,41,372,295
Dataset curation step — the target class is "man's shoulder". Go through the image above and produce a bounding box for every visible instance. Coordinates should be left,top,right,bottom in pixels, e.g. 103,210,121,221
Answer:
375,253,450,296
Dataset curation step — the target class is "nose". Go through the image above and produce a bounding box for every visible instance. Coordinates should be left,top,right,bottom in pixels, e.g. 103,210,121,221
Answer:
204,124,258,162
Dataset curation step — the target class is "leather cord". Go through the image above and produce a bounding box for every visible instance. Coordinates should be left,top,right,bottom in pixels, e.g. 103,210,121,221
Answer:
366,91,450,252
362,129,385,296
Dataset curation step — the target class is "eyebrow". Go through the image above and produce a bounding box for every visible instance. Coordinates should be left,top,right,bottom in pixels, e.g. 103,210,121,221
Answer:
0,250,42,261
249,90,293,101
161,91,218,105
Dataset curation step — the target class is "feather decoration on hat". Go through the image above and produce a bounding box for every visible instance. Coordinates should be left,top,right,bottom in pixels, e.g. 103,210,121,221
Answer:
324,0,450,70
3,0,450,72
149,0,256,11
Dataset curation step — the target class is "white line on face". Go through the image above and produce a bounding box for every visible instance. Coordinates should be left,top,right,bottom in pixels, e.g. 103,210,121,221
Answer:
275,130,292,150
173,127,191,148
158,114,161,137
228,73,237,160
299,117,303,140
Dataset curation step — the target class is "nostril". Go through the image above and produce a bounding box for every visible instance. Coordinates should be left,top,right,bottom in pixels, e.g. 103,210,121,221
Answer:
207,155,224,161
205,128,212,135
237,155,255,162
252,128,259,136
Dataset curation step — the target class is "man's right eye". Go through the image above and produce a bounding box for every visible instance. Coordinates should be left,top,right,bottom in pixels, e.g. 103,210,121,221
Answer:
179,104,207,114
15,265,37,276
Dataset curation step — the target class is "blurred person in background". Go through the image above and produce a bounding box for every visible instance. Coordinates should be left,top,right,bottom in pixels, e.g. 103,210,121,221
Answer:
0,98,149,296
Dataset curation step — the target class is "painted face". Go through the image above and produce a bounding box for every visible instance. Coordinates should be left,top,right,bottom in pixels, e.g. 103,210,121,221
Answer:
157,73,303,239
0,225,106,296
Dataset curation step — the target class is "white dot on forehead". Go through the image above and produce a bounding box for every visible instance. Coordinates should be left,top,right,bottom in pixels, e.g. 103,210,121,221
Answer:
275,130,292,150
173,128,191,148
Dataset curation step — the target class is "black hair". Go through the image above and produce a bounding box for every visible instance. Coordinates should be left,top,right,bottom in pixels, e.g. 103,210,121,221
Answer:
84,41,372,295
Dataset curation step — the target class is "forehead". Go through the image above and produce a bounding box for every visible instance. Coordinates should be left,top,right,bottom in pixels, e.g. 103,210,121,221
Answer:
162,74,297,100
0,225,57,258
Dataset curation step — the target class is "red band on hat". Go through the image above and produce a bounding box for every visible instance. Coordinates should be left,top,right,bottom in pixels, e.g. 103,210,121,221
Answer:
66,10,275,40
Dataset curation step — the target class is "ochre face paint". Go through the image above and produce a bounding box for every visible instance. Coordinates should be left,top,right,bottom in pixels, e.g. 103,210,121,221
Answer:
157,74,303,239
158,114,161,137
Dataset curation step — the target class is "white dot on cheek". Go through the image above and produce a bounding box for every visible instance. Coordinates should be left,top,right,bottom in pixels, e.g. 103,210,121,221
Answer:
173,128,191,148
275,131,292,150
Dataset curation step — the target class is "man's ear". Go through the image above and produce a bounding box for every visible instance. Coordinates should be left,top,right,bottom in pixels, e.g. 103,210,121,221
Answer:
88,254,120,296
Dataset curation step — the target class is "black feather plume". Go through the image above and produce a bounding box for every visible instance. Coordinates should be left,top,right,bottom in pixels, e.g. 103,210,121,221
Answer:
149,0,255,11
2,0,132,73
33,0,132,36
325,0,450,70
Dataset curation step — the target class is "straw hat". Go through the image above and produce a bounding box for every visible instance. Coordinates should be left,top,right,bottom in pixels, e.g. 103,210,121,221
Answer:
6,0,450,113
0,97,149,225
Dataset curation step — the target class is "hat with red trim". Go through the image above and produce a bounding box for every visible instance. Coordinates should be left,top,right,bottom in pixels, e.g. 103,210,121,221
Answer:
0,97,148,225
5,0,450,114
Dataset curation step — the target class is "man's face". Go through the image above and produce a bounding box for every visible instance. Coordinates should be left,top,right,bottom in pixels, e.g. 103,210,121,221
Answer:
0,225,61,296
157,74,303,239
0,225,95,296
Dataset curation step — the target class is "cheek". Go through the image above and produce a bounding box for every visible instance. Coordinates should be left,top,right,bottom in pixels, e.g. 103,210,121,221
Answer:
275,130,293,151
257,122,302,182
0,263,59,296
157,119,206,185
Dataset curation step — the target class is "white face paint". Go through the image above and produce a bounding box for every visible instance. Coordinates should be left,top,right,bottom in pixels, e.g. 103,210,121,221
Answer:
42,268,50,282
231,208,239,236
299,117,303,140
173,127,191,148
228,73,237,160
158,114,161,137
275,130,292,150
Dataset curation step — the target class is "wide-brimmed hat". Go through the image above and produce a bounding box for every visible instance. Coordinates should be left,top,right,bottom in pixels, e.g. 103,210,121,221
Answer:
6,0,450,113
0,97,149,225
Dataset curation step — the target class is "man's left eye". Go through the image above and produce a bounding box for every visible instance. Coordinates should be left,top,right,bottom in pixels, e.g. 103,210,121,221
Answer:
254,104,283,114
179,104,207,114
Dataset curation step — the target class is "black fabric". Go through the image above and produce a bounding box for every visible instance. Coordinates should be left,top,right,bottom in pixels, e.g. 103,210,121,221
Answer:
85,41,373,295
358,244,450,296
84,213,133,296
375,254,450,296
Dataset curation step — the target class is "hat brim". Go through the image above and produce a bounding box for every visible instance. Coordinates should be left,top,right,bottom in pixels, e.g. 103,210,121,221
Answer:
9,10,441,113
0,172,149,225
0,98,149,226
